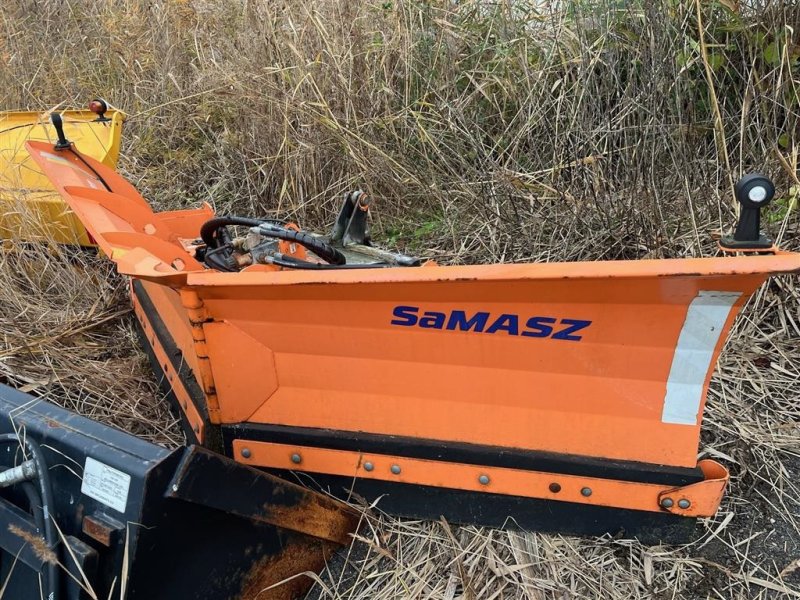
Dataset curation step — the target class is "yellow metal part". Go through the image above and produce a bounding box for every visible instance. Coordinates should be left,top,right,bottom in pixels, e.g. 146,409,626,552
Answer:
0,108,125,245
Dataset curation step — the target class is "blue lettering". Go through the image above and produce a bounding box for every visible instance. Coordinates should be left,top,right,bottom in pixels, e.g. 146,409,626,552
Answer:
391,307,591,341
486,313,519,335
446,311,490,332
391,305,419,326
419,311,446,328
552,319,592,341
521,316,556,338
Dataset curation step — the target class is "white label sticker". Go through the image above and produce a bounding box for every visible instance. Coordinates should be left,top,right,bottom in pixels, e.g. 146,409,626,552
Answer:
81,457,131,513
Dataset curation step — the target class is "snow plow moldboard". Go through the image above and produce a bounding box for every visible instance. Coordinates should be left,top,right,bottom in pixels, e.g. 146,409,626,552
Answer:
25,137,800,543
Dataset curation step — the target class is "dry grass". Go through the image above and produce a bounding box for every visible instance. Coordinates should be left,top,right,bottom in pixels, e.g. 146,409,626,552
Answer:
0,243,183,446
0,0,799,598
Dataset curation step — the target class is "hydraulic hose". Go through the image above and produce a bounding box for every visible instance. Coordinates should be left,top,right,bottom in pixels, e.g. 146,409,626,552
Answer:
20,482,46,536
199,216,280,248
269,254,390,270
255,224,346,265
200,216,347,266
0,434,59,600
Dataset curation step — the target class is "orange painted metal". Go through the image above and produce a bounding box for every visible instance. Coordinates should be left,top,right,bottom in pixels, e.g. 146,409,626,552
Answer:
203,321,279,423
657,460,730,517
26,140,800,518
131,287,206,441
232,440,728,516
178,288,221,421
137,281,201,382
182,265,789,470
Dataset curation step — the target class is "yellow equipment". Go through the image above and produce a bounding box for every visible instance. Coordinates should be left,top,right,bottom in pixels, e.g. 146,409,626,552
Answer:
0,100,124,245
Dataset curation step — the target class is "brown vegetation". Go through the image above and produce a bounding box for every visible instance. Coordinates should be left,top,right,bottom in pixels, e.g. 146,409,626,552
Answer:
0,1,798,598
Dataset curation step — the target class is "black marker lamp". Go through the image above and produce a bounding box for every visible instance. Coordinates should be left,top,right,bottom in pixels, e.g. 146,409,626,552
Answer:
720,173,775,250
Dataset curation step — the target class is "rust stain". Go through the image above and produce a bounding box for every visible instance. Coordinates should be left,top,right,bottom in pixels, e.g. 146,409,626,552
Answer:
81,514,114,547
260,495,359,545
237,536,339,600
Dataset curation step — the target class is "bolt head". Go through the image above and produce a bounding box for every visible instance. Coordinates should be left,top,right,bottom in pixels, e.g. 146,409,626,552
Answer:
363,461,374,472
678,499,691,509
661,498,674,509
390,464,401,475
478,474,490,485
291,453,302,464
241,448,251,459
580,487,592,497
549,482,561,493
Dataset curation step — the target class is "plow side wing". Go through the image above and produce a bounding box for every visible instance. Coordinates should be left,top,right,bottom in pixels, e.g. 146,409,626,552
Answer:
26,140,211,283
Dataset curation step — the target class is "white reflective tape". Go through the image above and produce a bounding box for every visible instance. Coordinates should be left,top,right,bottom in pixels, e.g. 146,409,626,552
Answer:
661,291,741,425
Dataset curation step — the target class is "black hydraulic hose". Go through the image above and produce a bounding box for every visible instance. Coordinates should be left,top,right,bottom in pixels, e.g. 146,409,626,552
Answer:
256,224,346,266
20,481,46,537
269,254,391,270
199,216,278,248
68,147,112,192
200,216,347,266
0,434,59,600
203,245,238,272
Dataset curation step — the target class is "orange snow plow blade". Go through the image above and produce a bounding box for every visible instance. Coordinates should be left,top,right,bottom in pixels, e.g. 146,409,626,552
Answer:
27,139,800,542
0,103,124,245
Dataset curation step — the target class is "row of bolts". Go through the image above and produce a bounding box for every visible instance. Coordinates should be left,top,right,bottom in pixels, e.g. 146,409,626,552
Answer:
239,447,691,510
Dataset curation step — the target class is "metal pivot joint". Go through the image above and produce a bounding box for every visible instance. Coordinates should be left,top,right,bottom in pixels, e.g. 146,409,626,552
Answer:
330,190,421,266
721,173,776,250
331,190,371,246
